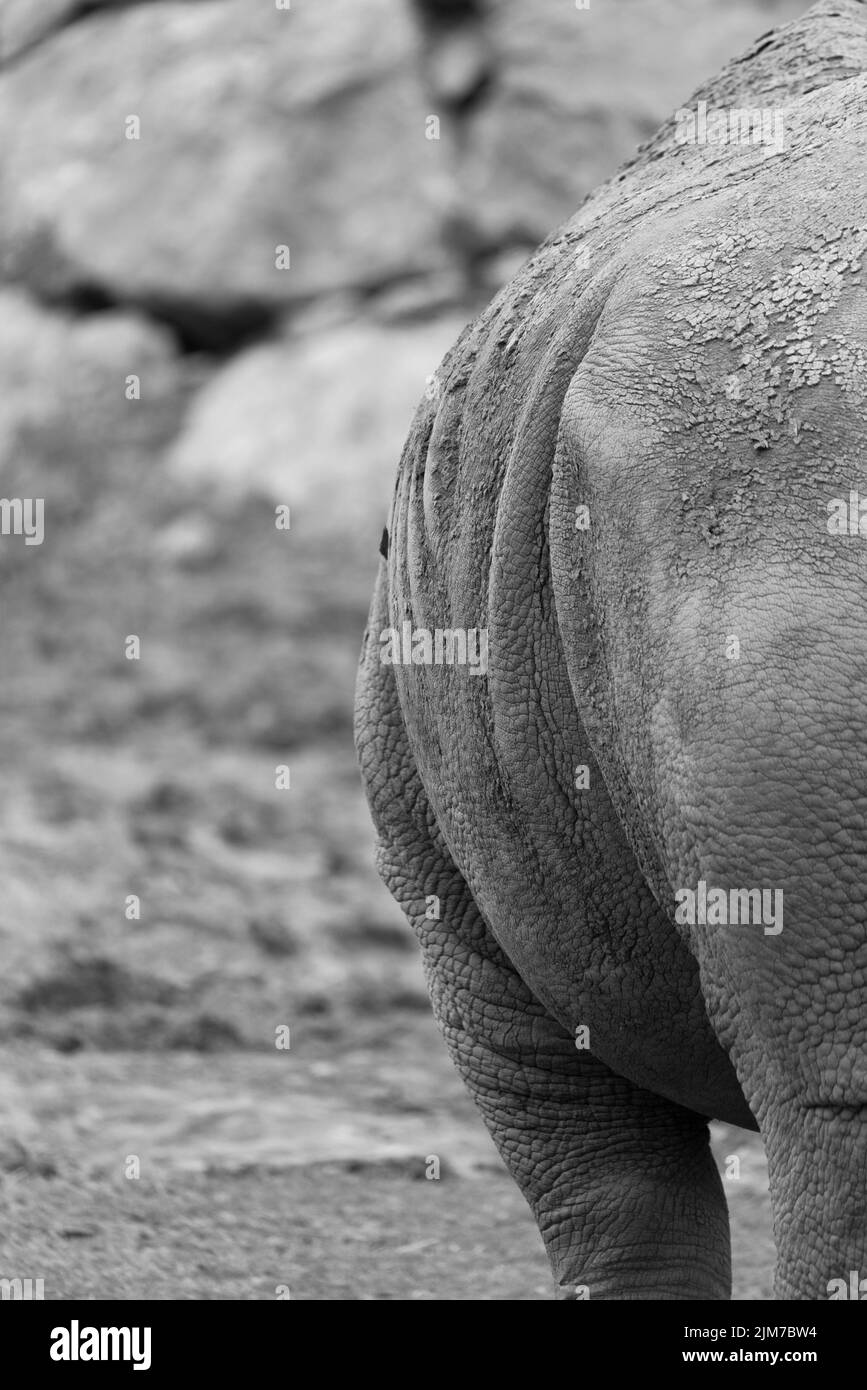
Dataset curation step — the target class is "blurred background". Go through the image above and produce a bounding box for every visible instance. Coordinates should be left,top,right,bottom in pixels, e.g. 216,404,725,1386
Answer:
0,0,804,1299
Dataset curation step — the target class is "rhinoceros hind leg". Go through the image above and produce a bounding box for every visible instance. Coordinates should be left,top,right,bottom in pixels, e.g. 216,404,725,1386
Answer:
356,578,732,1300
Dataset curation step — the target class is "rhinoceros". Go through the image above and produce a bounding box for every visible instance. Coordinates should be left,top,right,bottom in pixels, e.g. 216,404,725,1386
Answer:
355,0,867,1299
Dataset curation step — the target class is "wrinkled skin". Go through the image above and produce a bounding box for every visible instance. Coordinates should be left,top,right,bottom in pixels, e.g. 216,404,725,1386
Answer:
355,0,867,1299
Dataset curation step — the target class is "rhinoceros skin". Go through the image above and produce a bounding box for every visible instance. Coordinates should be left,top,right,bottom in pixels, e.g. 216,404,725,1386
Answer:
355,0,867,1299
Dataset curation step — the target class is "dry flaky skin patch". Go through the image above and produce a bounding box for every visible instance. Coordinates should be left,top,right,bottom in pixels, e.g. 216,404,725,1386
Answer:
604,204,867,579
672,225,867,443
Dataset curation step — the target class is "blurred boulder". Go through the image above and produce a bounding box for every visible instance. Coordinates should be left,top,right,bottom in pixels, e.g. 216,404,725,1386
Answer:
0,0,77,61
409,0,493,114
166,316,466,534
0,0,451,336
0,1,226,62
0,289,179,466
0,0,810,327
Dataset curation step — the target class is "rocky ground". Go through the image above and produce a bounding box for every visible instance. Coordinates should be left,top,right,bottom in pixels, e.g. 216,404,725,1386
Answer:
0,0,805,1298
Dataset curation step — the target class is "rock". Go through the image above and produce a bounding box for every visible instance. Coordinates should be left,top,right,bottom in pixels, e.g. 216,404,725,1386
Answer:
410,0,493,113
248,914,298,958
0,0,451,332
0,1,224,62
0,1134,57,1176
153,514,221,568
0,290,179,469
0,0,78,61
165,316,465,537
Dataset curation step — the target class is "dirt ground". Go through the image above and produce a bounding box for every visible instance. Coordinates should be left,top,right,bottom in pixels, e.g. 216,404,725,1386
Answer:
1,1038,774,1301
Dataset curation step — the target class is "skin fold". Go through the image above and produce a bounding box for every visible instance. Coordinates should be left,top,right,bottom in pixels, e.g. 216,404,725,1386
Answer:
355,0,867,1299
